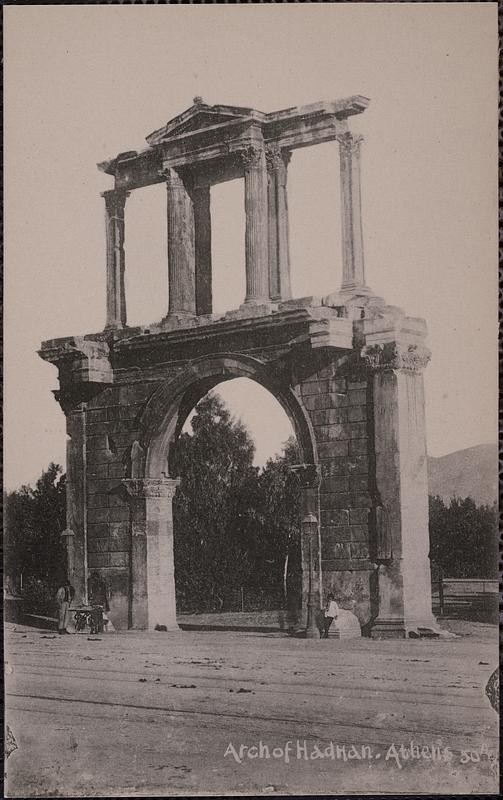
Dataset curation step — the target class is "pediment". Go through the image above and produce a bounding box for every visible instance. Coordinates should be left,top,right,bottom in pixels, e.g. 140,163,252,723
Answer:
146,101,259,146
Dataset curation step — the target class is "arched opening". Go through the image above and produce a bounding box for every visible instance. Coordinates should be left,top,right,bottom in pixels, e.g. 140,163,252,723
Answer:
171,378,302,629
137,354,319,633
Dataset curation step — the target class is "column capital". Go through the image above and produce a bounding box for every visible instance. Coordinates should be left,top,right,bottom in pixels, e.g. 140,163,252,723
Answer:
122,477,181,500
101,188,130,211
337,131,364,156
162,167,186,190
362,342,431,373
239,144,265,171
289,463,321,489
265,143,291,174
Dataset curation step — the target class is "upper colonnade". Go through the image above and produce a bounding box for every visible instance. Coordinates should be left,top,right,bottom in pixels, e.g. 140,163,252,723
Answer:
98,95,371,330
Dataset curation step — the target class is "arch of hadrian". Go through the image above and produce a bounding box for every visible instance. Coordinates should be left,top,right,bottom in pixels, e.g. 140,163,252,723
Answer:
39,96,436,638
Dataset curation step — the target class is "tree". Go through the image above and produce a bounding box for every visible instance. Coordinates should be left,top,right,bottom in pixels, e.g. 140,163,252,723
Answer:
170,393,262,611
429,494,498,578
5,463,67,607
257,436,301,601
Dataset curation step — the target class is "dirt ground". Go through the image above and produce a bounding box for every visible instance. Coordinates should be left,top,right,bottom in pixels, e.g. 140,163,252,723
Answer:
5,616,499,797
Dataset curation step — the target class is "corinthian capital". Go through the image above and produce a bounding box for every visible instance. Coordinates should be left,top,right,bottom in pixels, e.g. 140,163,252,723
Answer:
265,143,290,173
289,463,321,489
337,132,364,157
101,189,129,215
162,168,185,190
239,145,264,171
362,342,431,373
122,477,181,500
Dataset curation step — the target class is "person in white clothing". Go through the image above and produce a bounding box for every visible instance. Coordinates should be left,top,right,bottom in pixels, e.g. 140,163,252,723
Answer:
322,592,339,639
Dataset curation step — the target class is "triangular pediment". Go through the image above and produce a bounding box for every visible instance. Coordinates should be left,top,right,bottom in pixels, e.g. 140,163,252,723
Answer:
146,101,261,146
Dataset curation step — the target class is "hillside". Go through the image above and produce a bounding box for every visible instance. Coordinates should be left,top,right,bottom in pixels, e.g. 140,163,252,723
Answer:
428,443,498,507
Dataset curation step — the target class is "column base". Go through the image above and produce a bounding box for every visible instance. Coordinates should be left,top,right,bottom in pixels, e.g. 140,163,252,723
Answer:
339,283,374,296
242,294,273,303
224,302,276,320
104,322,126,332
160,312,198,330
371,615,440,640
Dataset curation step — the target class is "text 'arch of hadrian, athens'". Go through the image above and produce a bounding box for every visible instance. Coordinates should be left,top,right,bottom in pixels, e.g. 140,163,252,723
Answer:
40,96,438,638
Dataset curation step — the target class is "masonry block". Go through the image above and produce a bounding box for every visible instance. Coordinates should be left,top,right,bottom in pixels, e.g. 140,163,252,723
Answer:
349,508,369,525
87,409,108,424
348,388,366,406
347,422,368,439
110,552,129,568
320,509,349,527
88,552,111,568
87,493,109,509
350,524,369,542
313,424,349,442
349,438,369,455
321,477,350,494
323,525,351,542
301,379,330,396
317,440,349,460
351,542,370,559
347,405,368,423
349,476,369,493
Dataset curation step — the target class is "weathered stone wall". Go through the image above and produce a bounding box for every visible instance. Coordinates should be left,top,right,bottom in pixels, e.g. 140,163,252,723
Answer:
41,302,435,637
295,353,374,625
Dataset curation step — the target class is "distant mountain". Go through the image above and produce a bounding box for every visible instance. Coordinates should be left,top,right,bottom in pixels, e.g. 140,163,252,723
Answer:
428,443,498,507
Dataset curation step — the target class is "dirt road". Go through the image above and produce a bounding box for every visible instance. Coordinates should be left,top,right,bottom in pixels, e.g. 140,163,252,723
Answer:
5,620,498,796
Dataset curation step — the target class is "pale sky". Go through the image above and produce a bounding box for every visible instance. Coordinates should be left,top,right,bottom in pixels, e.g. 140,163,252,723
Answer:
4,4,498,490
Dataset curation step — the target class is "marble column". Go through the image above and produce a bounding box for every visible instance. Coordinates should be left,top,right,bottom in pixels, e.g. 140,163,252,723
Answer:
122,477,180,631
192,184,212,316
102,189,129,330
338,133,369,293
165,168,196,318
266,144,292,302
362,340,437,638
241,145,269,305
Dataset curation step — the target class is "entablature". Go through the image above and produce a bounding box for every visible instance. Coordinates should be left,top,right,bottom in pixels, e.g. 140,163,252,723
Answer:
98,95,369,191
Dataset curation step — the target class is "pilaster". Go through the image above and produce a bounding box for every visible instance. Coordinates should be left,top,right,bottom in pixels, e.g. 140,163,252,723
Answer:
62,400,88,605
122,477,180,631
291,464,322,629
362,329,437,638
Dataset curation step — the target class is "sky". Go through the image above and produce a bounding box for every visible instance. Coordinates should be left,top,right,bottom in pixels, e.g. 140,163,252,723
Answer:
4,3,498,490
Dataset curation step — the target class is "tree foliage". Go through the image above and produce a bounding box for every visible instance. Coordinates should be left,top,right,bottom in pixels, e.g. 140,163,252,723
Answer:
5,463,67,607
257,436,302,597
429,495,498,578
170,395,302,612
170,393,262,611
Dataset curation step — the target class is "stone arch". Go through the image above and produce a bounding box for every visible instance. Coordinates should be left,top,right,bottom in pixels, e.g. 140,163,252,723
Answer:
126,352,318,630
138,352,317,479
